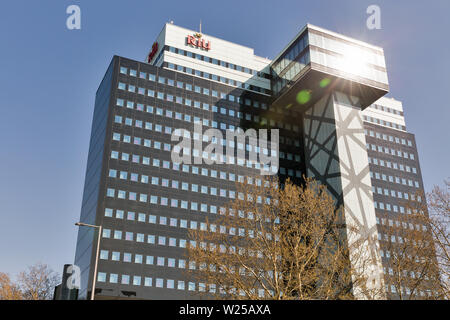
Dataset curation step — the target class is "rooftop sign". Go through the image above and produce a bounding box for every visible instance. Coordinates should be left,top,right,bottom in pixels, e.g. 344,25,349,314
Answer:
186,33,211,50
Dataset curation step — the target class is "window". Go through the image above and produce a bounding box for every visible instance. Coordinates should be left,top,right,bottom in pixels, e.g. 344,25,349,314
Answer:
102,229,111,238
123,253,132,262
116,99,124,107
106,188,115,197
158,236,166,245
113,210,122,219
144,277,152,287
111,252,120,261
133,276,141,286
100,250,108,260
156,278,164,288
97,272,106,282
110,274,118,283
105,208,113,217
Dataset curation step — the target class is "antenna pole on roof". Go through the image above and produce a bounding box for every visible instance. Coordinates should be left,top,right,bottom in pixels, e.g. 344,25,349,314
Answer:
199,20,202,34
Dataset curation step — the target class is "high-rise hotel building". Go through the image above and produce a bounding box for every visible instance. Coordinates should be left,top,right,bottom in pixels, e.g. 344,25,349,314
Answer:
74,23,429,299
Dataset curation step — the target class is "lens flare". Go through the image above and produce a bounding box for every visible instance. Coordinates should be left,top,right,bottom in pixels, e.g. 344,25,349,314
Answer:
296,90,311,104
319,78,331,88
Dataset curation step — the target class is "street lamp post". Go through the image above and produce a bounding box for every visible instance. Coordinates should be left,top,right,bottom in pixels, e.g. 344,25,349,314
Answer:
75,222,102,301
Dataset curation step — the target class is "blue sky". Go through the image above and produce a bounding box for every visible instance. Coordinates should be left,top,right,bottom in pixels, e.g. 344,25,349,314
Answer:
0,0,448,278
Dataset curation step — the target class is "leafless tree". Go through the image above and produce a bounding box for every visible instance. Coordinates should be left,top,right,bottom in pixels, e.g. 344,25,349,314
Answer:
187,176,383,300
380,180,449,299
426,180,450,299
379,207,438,299
17,263,59,300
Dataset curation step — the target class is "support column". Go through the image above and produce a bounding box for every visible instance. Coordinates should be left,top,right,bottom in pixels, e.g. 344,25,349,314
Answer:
303,91,385,299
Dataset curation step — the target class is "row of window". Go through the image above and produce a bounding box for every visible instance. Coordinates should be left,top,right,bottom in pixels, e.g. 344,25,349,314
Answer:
100,250,186,268
98,271,432,297
107,157,301,188
377,217,426,231
369,103,403,116
118,79,270,111
166,45,269,79
106,187,240,209
385,283,434,297
383,265,427,281
367,143,416,161
101,249,251,274
368,156,418,175
102,228,194,247
363,115,406,131
97,272,197,291
374,201,413,214
105,186,280,222
116,97,302,135
120,62,270,98
97,270,268,297
372,186,421,201
165,62,270,95
105,207,225,229
378,232,429,245
104,207,279,237
102,226,272,254
370,171,420,189
365,129,412,146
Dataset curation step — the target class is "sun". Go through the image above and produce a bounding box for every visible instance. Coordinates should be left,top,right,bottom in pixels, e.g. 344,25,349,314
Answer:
337,46,368,77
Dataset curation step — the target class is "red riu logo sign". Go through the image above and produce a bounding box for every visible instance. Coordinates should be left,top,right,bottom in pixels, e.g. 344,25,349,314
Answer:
186,33,211,50
147,42,158,63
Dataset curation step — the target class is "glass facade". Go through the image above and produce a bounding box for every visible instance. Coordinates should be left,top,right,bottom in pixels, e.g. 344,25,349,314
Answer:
74,59,115,299
271,32,310,95
270,25,388,102
74,55,305,299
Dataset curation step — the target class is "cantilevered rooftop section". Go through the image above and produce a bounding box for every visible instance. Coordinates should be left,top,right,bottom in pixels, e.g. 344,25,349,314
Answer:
270,24,389,110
